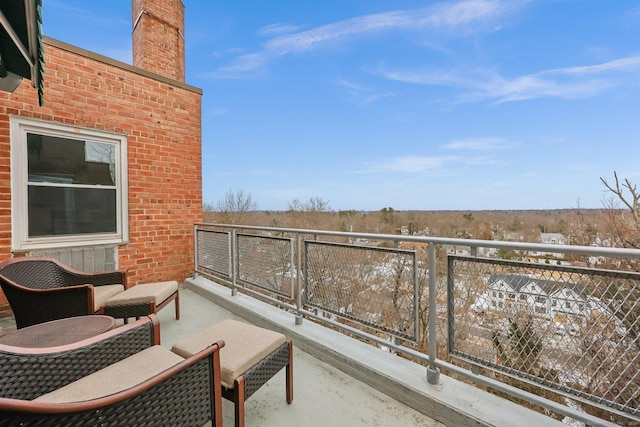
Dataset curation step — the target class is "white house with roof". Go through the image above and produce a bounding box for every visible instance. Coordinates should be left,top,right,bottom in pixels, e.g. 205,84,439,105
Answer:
529,233,567,259
540,233,567,245
549,287,588,317
485,274,590,322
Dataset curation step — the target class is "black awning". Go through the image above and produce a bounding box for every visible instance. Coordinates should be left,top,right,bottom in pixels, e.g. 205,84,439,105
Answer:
0,0,44,105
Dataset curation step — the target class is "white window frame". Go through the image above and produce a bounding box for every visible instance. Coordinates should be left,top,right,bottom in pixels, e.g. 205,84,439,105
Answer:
10,116,129,251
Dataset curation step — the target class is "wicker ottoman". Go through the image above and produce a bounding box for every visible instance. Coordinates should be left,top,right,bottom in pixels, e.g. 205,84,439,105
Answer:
103,280,179,321
172,319,293,427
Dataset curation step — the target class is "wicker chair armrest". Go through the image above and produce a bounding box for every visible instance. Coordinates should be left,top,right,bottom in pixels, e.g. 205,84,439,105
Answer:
0,339,224,427
0,315,160,401
65,269,128,288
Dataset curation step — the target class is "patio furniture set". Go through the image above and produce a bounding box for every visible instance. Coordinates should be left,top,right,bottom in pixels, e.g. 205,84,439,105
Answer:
0,257,293,426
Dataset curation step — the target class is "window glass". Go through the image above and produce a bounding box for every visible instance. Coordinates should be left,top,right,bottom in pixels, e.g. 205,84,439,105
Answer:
28,187,116,236
27,134,116,186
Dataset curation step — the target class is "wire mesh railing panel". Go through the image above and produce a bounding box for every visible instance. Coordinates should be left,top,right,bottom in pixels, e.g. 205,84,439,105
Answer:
304,240,418,342
196,229,231,278
447,255,640,417
236,233,295,300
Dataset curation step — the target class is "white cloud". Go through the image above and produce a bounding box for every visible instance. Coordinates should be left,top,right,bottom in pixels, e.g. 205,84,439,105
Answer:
369,139,516,175
375,54,640,103
544,55,640,76
335,78,397,105
210,47,245,59
627,6,640,22
377,156,453,173
257,23,305,37
210,0,519,79
208,53,270,79
444,137,514,150
482,55,640,102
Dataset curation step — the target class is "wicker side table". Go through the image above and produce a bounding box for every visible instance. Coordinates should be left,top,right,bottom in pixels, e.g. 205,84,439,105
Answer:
0,315,116,348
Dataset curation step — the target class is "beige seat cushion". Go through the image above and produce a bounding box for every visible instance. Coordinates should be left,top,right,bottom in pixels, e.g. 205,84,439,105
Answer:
35,346,183,403
93,284,125,312
172,319,286,388
105,281,178,306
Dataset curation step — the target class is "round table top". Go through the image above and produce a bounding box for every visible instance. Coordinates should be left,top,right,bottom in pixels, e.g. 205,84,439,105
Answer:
0,315,116,348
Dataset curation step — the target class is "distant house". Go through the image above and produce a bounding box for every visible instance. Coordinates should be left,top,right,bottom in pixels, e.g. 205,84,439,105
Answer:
549,287,587,318
540,233,567,245
444,245,471,257
0,0,202,316
487,275,531,313
486,274,590,320
529,233,567,259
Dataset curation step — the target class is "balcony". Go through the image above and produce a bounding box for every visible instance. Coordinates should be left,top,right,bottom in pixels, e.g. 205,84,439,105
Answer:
1,222,637,426
190,223,639,427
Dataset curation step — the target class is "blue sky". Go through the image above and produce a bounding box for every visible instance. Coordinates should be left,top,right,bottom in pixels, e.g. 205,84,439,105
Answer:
42,1,640,211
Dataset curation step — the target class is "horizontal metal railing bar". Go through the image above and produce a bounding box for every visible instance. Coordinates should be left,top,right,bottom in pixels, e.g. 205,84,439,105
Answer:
196,223,640,259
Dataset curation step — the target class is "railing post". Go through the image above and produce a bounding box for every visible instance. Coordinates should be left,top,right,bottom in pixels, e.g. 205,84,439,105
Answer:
231,228,238,296
413,250,419,347
427,243,441,385
295,233,304,325
193,224,199,279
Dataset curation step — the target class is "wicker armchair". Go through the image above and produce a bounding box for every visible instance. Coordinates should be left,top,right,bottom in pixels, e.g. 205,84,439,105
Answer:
0,257,128,328
0,314,225,426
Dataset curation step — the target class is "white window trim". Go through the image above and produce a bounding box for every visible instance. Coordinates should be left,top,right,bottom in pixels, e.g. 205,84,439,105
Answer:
10,116,129,251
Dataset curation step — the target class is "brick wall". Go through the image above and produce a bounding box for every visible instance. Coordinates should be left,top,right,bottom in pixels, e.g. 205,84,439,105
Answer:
0,38,202,313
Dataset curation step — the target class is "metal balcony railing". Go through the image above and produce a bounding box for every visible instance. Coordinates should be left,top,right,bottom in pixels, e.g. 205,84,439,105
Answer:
194,223,640,427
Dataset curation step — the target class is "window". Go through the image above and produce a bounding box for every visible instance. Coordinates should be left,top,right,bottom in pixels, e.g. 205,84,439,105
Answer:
10,117,128,250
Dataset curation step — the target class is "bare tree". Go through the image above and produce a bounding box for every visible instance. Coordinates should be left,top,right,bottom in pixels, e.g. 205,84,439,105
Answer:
287,199,303,212
307,196,330,212
217,189,258,213
287,196,330,212
600,172,640,229
600,172,640,249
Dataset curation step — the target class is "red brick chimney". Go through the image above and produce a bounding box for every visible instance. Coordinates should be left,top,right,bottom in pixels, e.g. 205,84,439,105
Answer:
132,0,185,82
